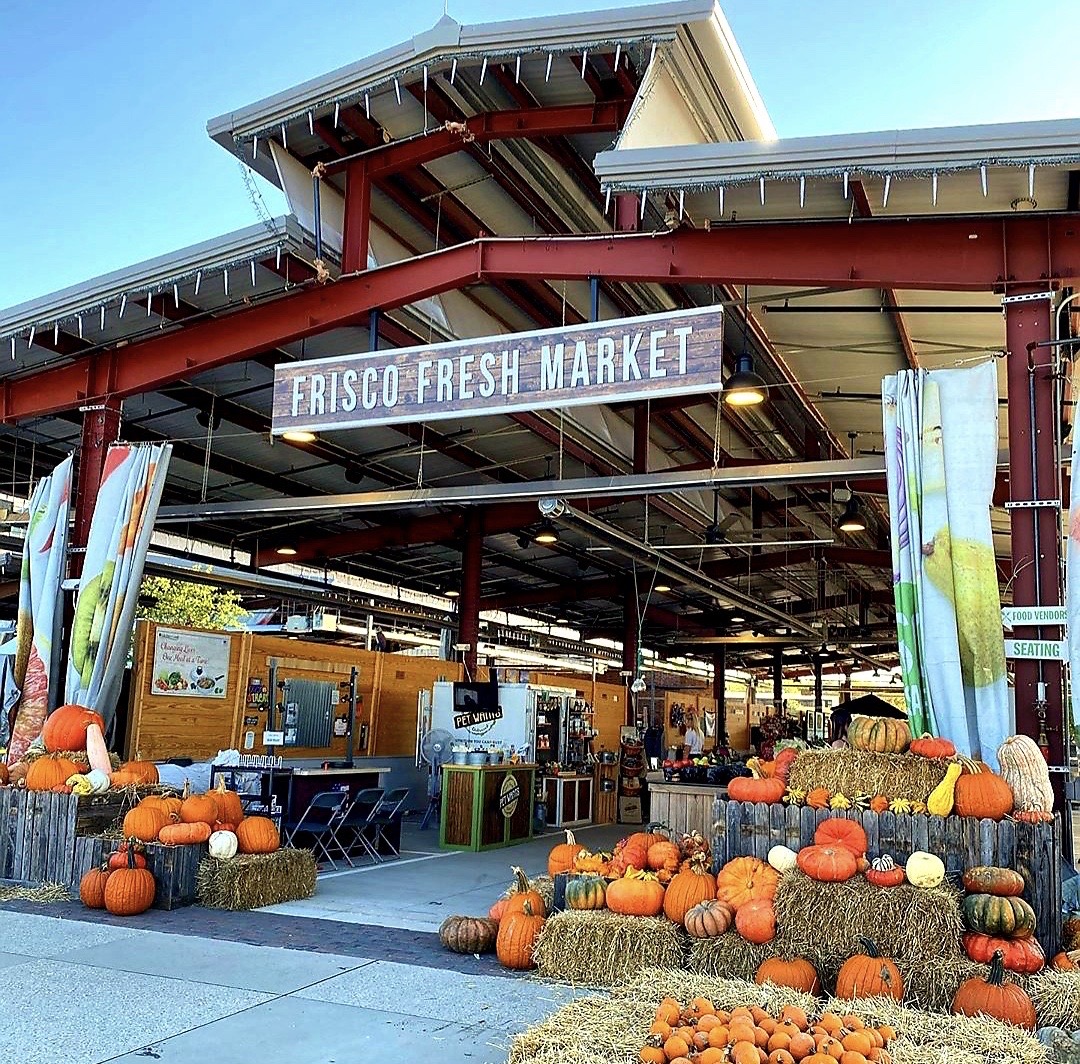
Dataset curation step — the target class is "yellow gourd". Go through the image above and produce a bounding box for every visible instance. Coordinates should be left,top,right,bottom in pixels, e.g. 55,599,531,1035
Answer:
927,762,963,817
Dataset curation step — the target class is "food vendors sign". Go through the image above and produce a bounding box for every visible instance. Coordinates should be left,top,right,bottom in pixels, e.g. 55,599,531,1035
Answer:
271,306,723,434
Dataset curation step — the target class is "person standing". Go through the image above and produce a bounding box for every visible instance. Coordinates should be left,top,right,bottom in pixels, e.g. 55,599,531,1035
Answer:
683,713,703,757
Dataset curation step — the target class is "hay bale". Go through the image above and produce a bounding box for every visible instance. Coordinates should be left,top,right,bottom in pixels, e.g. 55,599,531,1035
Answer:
0,882,70,904
1030,968,1080,1030
532,911,686,987
196,848,316,910
686,933,774,981
896,956,1030,1014
787,748,950,802
773,870,963,975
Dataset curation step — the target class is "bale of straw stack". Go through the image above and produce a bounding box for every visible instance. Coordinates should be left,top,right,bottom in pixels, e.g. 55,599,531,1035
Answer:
196,848,316,910
787,748,951,803
1029,968,1080,1030
687,932,774,981
896,956,1030,1014
773,870,964,978
532,911,687,986
509,966,1047,1064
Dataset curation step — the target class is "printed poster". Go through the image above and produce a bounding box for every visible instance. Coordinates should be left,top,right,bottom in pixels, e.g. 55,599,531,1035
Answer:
151,627,231,699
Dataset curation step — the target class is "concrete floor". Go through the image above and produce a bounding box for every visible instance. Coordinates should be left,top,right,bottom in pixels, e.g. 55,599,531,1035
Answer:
0,820,623,1063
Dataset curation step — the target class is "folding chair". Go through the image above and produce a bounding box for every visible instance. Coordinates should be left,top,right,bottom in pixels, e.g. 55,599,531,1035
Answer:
369,787,410,860
282,790,349,870
335,787,385,865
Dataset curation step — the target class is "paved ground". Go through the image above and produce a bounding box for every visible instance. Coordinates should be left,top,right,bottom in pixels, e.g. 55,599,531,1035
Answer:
0,821,624,1063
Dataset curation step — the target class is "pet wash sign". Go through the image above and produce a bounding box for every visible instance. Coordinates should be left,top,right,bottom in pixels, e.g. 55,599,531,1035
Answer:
151,627,231,698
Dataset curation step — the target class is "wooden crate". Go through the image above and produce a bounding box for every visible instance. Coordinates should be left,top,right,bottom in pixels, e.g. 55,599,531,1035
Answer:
711,797,1062,958
650,783,715,837
71,836,206,909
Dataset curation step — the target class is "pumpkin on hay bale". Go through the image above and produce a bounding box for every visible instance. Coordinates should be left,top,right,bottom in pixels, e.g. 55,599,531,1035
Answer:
686,931,775,981
531,910,686,986
896,954,1030,1014
772,869,964,973
785,747,951,804
195,847,316,910
508,966,1048,1064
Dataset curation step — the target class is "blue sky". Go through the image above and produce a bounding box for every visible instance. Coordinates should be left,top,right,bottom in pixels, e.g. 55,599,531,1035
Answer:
2,0,1078,308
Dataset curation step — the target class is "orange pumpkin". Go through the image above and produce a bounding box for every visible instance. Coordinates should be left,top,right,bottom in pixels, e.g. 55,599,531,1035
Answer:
609,829,666,876
953,759,1014,821
715,856,779,910
180,788,219,827
212,777,244,827
773,747,800,784
835,939,903,1001
728,762,786,805
502,867,546,918
606,872,665,916
122,805,168,843
663,854,717,924
119,760,159,785
648,840,682,876
25,756,81,791
158,821,212,845
951,949,1036,1029
79,865,110,908
547,829,585,877
814,817,867,857
735,898,776,943
756,956,820,994
797,845,858,883
909,733,956,758
1052,949,1080,971
495,898,544,969
41,704,105,753
236,815,280,854
109,771,145,788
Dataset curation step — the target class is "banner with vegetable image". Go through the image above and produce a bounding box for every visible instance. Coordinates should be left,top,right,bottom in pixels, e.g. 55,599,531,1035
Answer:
1068,436,1080,733
65,443,172,729
882,362,1008,763
6,456,73,763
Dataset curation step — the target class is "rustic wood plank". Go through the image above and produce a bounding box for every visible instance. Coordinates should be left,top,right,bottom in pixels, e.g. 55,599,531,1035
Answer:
711,797,725,868
799,806,816,849
978,818,997,868
784,805,801,850
769,801,786,855
0,789,13,879
751,801,769,861
726,799,742,867
996,817,1016,875
944,813,965,879
863,809,879,858
928,816,946,875
912,813,930,856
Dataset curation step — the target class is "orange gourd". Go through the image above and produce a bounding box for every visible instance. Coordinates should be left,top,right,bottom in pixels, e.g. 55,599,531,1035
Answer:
25,756,81,791
122,805,168,843
502,866,546,918
797,845,858,883
953,759,1014,821
728,761,786,804
79,865,110,908
158,821,212,845
119,760,159,785
814,817,867,857
951,949,1036,1029
179,785,219,827
41,704,105,753
735,897,776,943
104,844,156,915
715,856,779,910
496,898,544,969
663,854,716,924
835,939,903,1001
547,829,584,877
212,777,244,827
806,787,831,810
756,956,820,995
235,815,280,854
606,872,665,916
609,829,666,876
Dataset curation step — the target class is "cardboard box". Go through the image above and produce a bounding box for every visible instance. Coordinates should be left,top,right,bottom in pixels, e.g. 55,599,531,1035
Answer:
618,796,643,824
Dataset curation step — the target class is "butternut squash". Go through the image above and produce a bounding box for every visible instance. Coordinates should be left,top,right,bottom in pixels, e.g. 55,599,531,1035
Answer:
85,722,112,776
927,762,962,817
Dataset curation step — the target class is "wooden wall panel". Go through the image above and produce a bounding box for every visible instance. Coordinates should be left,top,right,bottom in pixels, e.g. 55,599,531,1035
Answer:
372,655,461,757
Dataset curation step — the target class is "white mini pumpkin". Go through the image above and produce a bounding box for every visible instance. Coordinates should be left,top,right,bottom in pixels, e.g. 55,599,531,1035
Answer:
85,769,111,794
208,830,238,860
767,844,798,874
905,850,946,888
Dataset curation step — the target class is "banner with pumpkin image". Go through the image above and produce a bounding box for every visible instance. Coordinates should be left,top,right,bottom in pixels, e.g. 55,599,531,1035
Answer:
65,443,172,731
882,361,1008,763
5,456,73,763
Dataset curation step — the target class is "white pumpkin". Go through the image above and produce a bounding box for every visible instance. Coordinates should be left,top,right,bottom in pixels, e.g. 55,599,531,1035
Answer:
905,850,946,888
997,734,1054,814
85,769,111,794
208,830,238,860
767,845,798,874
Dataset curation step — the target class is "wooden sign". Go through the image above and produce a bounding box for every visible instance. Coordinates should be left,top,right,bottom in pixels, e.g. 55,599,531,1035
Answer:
1004,638,1067,660
271,305,724,434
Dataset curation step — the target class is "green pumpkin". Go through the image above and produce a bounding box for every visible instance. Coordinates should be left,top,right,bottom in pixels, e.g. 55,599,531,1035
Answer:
963,892,1037,938
565,873,607,910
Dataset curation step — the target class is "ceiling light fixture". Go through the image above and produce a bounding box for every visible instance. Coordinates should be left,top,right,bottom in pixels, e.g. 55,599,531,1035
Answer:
654,583,672,594
837,497,866,533
532,520,559,546
722,352,768,406
196,409,222,430
444,588,460,599
275,545,298,556
281,429,317,444
343,463,364,484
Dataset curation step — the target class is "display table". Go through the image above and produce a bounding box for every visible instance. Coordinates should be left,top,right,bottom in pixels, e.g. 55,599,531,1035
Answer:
543,774,593,828
440,763,535,851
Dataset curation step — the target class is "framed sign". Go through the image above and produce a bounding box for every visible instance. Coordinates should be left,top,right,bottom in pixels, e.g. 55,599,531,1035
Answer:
272,305,723,435
150,627,231,698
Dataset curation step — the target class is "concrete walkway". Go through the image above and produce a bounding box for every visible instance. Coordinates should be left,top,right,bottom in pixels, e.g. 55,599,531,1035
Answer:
0,820,625,1063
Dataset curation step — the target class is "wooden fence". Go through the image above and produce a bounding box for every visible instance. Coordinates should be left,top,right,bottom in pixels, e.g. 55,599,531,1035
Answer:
72,837,205,910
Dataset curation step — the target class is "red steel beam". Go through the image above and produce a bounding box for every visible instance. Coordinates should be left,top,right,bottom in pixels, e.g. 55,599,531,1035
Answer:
5,217,1077,423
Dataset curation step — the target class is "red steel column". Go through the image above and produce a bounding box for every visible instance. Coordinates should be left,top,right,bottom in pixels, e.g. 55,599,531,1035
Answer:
614,193,640,233
72,398,122,572
1005,292,1063,778
342,159,371,274
458,509,483,675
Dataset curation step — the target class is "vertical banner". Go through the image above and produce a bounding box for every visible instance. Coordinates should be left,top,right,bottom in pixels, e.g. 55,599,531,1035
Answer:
882,362,1008,761
66,443,172,729
1068,437,1080,734
6,457,73,763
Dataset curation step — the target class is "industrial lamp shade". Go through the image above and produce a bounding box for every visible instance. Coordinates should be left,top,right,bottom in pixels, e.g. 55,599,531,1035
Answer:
837,497,866,533
722,353,767,406
532,519,559,545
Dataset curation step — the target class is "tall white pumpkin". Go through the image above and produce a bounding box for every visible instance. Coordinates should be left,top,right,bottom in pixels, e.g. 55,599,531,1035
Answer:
997,734,1054,814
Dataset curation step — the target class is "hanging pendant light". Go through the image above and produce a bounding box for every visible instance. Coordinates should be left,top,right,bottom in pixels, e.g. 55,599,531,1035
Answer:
722,352,768,406
532,520,559,546
838,496,866,533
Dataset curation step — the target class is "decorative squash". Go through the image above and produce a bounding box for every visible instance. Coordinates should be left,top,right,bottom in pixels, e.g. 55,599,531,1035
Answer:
606,870,665,917
814,817,867,857
236,816,280,854
439,914,499,954
755,956,820,995
909,733,956,758
847,715,911,754
109,771,144,788
79,865,110,908
488,897,510,923
962,931,1045,973
735,898,776,943
565,874,606,910
496,899,544,969
767,845,798,874
835,938,903,1001
953,759,1014,821
927,762,963,817
796,845,858,883
25,756,81,791
119,760,159,785
773,746,800,784
663,854,717,925
865,855,905,888
951,949,1037,1029
0,764,8,786
104,844,156,916
208,830,238,860
573,850,611,876
122,805,168,843
997,734,1054,816
647,840,682,876
677,830,712,866
715,857,779,910
41,704,105,753
869,795,890,814
84,722,112,776
212,777,245,827
179,785,219,827
84,769,111,794
683,899,734,938
158,821,212,846
547,828,585,877
609,829,665,877
905,851,946,888
962,893,1037,938
805,787,831,810
503,867,546,918
727,763,785,805
1051,949,1080,971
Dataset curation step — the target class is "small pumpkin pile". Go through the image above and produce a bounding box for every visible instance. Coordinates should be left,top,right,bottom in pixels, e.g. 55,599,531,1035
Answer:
960,864,1044,973
484,868,547,970
639,996,896,1064
79,845,156,916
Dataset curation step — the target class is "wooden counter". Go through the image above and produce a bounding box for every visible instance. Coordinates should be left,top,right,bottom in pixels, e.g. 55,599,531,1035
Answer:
649,781,725,837
440,764,536,851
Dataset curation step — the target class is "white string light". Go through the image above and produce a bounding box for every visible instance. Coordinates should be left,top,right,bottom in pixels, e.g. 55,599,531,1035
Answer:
980,164,988,197
581,49,588,78
119,294,127,319
275,246,282,271
514,55,521,82
173,283,179,307
932,171,938,206
799,176,805,208
882,174,892,208
759,176,765,205
678,189,685,219
842,171,849,199
100,306,105,330
545,53,553,81
9,338,14,360
223,268,230,296
53,322,59,344
1029,164,1036,199
27,326,34,349
718,185,724,215
146,293,153,317
604,188,611,214
77,315,83,339
333,102,340,127
250,260,257,286
479,57,488,84
364,93,370,118
640,191,647,219
280,124,287,149
393,77,401,104
195,270,203,295
649,42,657,66
252,136,259,159
307,112,314,136
614,43,622,70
